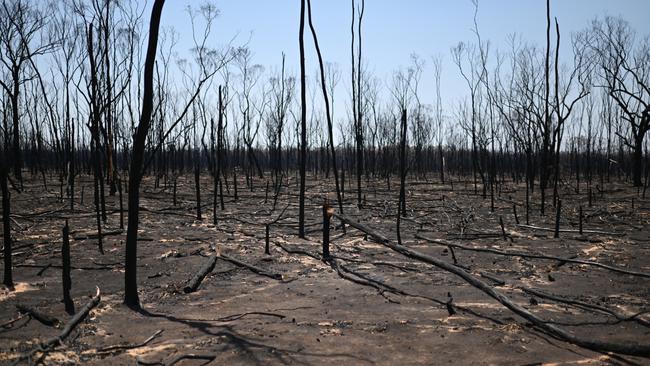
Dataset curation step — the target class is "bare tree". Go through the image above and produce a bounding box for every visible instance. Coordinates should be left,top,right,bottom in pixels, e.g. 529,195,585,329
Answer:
585,16,650,186
306,0,343,216
0,0,56,183
390,67,414,245
452,41,487,196
432,55,445,183
351,0,365,208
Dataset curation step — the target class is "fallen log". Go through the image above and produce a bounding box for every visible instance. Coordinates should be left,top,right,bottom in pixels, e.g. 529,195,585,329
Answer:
415,233,650,278
15,305,59,327
218,253,282,280
42,286,101,349
340,215,650,357
184,254,218,293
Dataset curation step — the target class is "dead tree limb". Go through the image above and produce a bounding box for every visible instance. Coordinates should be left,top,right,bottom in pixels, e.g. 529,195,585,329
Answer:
97,329,163,354
218,253,282,280
388,238,650,355
274,241,322,261
41,286,101,349
72,229,123,240
322,213,650,356
415,233,650,278
15,305,59,327
334,213,389,243
516,224,623,236
163,353,216,366
0,313,26,328
521,287,650,327
184,253,218,293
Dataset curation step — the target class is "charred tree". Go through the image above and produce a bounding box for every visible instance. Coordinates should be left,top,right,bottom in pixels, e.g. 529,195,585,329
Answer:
124,0,165,309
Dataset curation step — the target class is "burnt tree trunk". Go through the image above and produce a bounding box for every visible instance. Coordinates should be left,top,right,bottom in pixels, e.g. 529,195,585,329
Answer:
397,108,407,245
62,221,74,314
298,0,307,238
124,0,165,309
1,159,12,289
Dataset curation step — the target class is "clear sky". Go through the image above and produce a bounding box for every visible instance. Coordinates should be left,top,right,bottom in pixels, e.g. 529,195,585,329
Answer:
157,0,650,121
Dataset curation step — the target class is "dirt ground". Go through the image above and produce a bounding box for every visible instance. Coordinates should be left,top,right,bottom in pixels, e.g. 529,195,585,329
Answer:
1,173,649,365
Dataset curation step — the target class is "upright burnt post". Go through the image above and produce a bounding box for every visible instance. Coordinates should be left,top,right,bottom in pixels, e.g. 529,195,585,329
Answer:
195,164,202,220
265,224,270,255
62,220,75,314
322,203,332,259
554,199,562,238
118,178,124,230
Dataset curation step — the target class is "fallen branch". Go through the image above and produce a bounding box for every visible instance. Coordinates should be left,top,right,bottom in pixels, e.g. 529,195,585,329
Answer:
72,230,123,240
331,214,650,356
274,241,322,261
164,353,216,366
36,263,52,276
276,239,502,323
390,238,650,355
184,253,218,293
97,329,163,354
218,253,283,280
516,224,624,237
521,288,650,328
42,287,100,348
0,313,27,328
415,233,650,278
334,213,390,243
215,311,286,322
15,263,120,271
478,272,506,286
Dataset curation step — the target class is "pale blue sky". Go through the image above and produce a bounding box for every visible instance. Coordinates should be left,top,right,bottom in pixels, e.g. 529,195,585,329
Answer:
158,1,650,120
